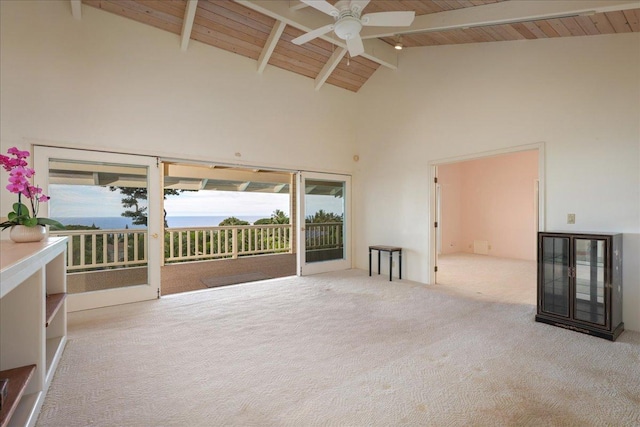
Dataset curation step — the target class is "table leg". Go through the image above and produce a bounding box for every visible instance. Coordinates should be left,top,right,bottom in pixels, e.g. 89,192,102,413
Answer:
389,251,392,281
377,250,381,275
369,248,372,276
399,250,402,280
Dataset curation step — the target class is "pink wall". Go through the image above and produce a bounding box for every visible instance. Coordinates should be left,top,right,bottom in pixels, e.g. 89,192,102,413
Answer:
439,150,538,261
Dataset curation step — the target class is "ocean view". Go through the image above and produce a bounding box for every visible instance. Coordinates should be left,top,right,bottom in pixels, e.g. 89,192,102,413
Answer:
54,216,269,229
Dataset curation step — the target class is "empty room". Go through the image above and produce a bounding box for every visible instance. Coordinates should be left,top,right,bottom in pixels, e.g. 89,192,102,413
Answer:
1,1,639,426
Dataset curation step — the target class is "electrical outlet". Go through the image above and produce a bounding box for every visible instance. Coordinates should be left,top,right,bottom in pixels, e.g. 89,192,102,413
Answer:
567,213,576,224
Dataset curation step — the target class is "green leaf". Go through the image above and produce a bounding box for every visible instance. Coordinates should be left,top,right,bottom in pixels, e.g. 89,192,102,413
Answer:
37,218,66,230
7,212,17,220
12,202,30,217
23,217,38,227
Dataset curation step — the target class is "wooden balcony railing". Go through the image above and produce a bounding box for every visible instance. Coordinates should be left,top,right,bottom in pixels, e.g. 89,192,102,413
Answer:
164,224,292,263
51,222,342,272
50,228,147,272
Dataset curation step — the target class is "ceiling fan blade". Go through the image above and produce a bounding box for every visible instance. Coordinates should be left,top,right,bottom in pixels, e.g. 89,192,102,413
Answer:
291,24,335,45
361,11,416,27
349,0,371,14
300,0,340,17
346,35,365,57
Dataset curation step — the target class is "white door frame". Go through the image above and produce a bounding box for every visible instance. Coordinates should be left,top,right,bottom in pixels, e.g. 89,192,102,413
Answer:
428,142,545,284
297,171,352,275
34,146,162,311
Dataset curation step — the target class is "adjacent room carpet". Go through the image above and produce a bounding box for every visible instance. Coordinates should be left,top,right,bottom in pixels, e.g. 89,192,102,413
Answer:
38,270,640,426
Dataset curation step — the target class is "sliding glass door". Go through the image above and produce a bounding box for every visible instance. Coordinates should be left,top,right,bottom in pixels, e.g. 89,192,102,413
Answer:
297,172,351,275
34,146,162,311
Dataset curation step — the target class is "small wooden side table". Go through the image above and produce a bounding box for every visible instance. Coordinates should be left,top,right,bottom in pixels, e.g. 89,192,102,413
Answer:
369,245,402,281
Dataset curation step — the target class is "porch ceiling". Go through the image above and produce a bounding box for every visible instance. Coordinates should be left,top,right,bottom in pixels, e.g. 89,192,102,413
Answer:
50,160,298,194
75,0,640,92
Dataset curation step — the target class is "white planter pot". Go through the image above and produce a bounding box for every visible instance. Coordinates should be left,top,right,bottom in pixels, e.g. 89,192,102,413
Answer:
9,225,46,243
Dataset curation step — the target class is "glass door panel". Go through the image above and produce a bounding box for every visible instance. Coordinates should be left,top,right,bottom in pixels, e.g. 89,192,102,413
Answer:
540,236,570,317
34,147,161,311
298,172,350,275
574,238,606,325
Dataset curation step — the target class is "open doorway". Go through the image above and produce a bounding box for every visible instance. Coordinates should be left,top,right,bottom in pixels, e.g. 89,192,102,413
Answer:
431,146,543,305
160,162,296,295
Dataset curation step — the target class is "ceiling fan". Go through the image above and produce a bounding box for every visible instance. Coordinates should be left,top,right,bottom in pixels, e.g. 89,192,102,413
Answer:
292,0,415,57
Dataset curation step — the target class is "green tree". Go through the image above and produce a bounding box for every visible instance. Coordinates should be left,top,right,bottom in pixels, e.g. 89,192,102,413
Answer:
306,209,342,223
271,209,289,224
109,187,186,227
253,217,273,225
254,209,289,225
218,216,250,226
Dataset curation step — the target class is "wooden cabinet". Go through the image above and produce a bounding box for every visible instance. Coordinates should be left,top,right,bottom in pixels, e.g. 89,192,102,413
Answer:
0,237,68,427
536,232,623,341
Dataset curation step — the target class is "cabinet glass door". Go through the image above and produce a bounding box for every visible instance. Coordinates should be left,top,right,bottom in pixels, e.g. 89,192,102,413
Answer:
574,238,606,325
540,236,570,317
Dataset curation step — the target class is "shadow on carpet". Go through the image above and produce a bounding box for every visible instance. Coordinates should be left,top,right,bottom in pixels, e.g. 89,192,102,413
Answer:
201,272,272,288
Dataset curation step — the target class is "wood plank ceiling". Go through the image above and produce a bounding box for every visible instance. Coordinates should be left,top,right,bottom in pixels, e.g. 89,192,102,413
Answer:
79,0,640,92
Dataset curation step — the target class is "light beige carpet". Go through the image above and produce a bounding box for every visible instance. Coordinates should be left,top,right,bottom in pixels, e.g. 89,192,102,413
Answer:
436,253,537,305
38,270,640,426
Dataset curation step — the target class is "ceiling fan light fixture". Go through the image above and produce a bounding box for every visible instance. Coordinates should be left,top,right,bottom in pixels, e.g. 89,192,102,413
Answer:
395,36,403,50
293,0,415,58
334,17,362,40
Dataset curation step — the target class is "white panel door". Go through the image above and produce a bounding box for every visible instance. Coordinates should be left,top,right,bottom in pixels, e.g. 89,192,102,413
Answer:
297,172,351,275
34,146,162,311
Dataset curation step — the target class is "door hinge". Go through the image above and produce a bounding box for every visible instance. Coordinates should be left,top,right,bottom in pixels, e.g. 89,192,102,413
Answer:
434,177,438,184
434,221,438,228
157,288,161,298
434,266,438,273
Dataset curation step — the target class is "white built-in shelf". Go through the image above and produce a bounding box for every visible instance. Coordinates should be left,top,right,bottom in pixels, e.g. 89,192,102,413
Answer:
0,365,36,427
0,237,68,427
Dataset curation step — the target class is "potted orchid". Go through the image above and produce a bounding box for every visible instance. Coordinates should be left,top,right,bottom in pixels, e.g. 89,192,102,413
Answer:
0,147,64,242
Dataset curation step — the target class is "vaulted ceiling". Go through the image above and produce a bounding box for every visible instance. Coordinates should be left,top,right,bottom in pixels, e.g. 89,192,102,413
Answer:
74,0,640,92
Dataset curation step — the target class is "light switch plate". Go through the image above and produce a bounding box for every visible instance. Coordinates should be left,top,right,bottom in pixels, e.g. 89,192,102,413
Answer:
567,213,576,224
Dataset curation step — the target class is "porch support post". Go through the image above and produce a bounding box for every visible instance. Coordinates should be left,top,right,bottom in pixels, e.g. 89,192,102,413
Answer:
232,228,238,259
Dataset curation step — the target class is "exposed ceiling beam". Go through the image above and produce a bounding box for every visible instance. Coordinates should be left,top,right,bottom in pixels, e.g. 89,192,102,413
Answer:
164,179,204,191
315,48,346,91
258,20,286,74
50,161,147,176
70,0,82,20
360,0,640,39
234,0,398,69
180,0,198,51
289,1,309,11
165,164,291,185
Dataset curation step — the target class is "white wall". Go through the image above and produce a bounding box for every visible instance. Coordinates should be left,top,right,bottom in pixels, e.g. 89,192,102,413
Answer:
0,0,358,178
355,33,640,332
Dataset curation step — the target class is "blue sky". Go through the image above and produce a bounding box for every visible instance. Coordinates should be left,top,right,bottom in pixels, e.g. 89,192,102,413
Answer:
49,185,343,218
47,185,342,218
49,185,290,218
